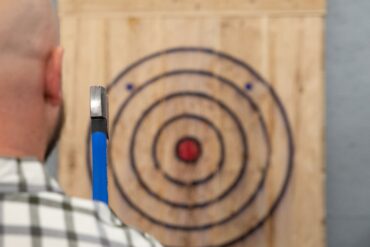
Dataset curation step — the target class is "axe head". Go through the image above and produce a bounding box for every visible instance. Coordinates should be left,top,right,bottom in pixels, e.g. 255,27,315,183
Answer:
90,86,109,137
90,86,108,120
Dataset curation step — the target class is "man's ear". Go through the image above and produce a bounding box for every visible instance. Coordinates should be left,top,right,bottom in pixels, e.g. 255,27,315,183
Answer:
45,47,63,106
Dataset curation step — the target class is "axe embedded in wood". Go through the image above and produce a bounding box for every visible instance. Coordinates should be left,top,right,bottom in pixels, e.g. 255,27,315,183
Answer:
90,86,109,205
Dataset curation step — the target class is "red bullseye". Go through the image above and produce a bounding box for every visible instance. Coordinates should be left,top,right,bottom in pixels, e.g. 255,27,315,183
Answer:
176,137,202,164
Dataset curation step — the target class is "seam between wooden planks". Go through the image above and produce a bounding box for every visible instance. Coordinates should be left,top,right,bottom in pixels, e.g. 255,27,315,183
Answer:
59,10,326,18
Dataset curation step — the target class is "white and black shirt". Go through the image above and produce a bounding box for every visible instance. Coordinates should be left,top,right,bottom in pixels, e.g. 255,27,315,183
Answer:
0,157,163,247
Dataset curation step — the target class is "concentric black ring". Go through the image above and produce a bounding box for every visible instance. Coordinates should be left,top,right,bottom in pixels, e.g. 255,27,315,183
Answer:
109,70,270,227
85,47,294,247
152,114,225,187
126,91,248,209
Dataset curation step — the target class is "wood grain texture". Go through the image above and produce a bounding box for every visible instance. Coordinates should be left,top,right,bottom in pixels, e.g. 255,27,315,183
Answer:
59,0,326,246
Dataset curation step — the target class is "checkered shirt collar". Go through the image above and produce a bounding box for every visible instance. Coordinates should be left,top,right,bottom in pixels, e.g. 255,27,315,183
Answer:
0,157,62,194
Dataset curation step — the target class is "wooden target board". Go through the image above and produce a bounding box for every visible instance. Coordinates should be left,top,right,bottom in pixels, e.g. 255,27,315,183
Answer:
59,1,326,247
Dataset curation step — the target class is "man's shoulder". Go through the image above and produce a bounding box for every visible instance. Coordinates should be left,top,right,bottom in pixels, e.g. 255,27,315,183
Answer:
0,192,162,247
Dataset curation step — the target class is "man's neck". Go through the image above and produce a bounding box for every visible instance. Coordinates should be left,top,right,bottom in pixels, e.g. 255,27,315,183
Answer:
0,108,47,162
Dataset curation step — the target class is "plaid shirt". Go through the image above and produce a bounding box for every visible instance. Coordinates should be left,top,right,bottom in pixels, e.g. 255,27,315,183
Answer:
0,157,163,247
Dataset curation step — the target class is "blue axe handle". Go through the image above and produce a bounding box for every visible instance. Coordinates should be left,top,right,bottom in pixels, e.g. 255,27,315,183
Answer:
90,86,109,205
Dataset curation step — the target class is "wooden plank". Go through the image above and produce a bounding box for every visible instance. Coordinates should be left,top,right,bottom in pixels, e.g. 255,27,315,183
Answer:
60,17,110,198
59,0,326,15
265,16,326,247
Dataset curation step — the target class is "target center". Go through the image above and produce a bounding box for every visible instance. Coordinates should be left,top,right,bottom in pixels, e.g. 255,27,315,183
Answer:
176,137,202,164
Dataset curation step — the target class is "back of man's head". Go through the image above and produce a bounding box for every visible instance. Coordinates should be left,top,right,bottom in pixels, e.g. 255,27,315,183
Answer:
0,0,57,59
0,0,64,162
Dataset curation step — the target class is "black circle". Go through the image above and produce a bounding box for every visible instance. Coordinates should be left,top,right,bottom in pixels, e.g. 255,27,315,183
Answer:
152,114,225,187
127,91,248,209
85,47,294,247
109,70,270,227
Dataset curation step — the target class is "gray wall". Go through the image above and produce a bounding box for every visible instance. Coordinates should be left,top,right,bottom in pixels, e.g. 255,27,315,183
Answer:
327,0,370,246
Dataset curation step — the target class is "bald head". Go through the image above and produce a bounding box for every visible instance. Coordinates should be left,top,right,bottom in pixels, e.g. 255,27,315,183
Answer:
0,0,58,59
0,0,64,161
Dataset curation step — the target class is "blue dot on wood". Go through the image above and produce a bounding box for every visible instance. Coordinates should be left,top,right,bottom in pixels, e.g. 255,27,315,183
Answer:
245,83,253,91
126,83,134,91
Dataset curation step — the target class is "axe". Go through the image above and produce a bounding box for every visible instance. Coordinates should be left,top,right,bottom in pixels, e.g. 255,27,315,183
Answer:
90,86,109,204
